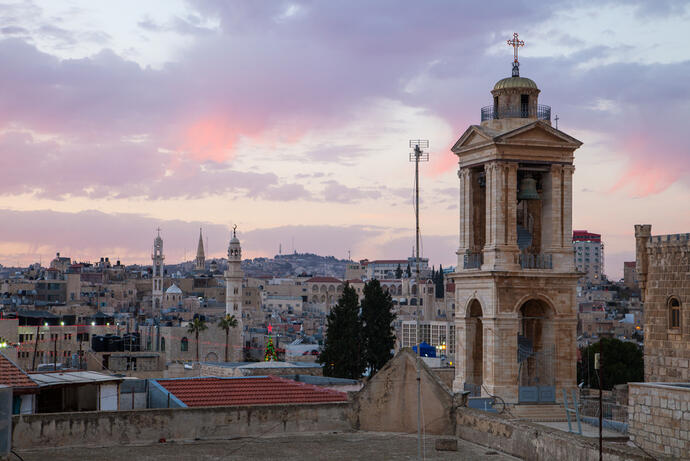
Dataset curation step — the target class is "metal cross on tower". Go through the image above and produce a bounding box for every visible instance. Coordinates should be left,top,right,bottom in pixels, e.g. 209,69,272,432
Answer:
507,32,525,77
408,139,429,461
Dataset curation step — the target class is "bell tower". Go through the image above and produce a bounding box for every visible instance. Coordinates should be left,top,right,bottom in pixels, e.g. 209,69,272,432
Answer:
195,228,206,272
151,228,164,314
450,34,582,404
225,225,244,360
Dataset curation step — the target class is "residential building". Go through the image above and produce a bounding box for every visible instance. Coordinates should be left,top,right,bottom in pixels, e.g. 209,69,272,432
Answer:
573,230,604,285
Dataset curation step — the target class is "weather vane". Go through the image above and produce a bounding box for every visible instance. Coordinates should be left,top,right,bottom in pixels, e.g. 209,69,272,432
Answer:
507,32,525,77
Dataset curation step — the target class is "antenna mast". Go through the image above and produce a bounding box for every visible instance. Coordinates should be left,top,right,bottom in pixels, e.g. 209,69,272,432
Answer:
409,139,429,461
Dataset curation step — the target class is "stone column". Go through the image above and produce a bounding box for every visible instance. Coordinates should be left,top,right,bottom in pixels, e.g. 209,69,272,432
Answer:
505,162,519,247
452,317,471,392
457,168,473,268
553,316,577,401
481,316,519,402
482,162,519,271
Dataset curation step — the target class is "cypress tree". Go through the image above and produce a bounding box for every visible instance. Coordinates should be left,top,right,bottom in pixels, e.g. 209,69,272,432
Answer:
395,264,403,279
361,279,397,375
435,264,445,298
318,283,365,379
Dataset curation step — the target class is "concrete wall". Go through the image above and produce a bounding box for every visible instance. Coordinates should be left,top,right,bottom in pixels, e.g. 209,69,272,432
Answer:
200,363,322,378
352,349,456,435
628,382,690,459
12,403,351,450
455,407,648,461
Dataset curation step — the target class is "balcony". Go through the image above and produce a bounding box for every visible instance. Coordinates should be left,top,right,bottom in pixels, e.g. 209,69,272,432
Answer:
519,251,553,270
480,104,551,122
463,251,483,269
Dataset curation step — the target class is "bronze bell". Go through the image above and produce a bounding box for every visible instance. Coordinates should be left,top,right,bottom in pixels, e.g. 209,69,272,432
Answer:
517,175,540,200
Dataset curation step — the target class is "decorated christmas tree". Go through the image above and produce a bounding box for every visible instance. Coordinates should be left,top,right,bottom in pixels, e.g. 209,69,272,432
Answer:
264,325,278,361
264,336,278,361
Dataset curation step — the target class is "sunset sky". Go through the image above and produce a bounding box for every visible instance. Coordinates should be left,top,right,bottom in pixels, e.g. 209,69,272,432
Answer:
1,1,689,279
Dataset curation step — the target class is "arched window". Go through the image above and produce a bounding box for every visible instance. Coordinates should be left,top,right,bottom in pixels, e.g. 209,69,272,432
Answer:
161,337,166,351
669,297,681,329
181,337,189,352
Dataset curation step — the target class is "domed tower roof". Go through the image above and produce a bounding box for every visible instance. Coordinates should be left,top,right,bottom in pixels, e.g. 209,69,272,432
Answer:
493,76,538,91
228,225,241,260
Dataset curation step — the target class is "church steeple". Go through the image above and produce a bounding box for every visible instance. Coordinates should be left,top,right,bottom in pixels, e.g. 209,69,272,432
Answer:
151,228,164,313
195,227,205,271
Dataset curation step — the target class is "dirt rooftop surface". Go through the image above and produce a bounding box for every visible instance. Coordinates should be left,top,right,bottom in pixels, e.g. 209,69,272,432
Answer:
13,431,522,460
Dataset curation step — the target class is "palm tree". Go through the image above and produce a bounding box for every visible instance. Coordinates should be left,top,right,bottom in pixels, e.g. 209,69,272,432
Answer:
187,317,208,363
218,314,239,362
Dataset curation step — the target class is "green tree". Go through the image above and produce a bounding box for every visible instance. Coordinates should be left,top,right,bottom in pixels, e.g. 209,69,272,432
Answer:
435,264,445,298
578,338,643,390
217,314,238,362
395,264,403,279
361,279,397,375
318,283,365,378
187,316,208,363
405,263,412,278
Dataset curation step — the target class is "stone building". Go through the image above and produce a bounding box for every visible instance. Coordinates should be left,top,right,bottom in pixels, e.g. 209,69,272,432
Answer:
450,42,581,403
634,225,690,382
623,261,638,289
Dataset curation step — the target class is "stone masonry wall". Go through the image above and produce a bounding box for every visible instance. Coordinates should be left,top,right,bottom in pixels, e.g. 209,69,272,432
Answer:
628,383,690,459
635,229,690,382
12,402,350,450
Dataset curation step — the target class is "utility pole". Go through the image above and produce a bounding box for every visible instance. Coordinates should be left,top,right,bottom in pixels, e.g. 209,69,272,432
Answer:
409,139,429,460
53,327,58,371
595,343,603,461
31,319,41,371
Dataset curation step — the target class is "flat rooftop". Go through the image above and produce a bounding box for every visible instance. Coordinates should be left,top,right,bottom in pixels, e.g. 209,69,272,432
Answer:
14,431,520,460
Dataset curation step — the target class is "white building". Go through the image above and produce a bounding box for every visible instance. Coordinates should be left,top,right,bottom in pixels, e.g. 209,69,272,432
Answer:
400,320,455,361
572,230,604,285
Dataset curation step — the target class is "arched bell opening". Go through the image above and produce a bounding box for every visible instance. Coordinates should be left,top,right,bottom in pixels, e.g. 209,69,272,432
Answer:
518,299,556,402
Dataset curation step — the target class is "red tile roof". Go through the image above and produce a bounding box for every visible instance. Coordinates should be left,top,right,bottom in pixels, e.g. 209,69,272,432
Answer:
155,375,348,407
0,350,38,393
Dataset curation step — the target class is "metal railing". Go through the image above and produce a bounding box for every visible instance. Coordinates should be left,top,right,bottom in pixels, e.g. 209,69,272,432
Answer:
463,251,483,269
578,397,629,434
519,251,552,269
480,104,551,122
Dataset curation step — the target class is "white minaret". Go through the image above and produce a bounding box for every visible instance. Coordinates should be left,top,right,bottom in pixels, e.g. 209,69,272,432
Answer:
152,228,164,313
225,225,244,360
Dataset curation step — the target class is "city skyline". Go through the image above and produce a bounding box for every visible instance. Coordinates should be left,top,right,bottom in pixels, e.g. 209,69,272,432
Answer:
1,1,689,278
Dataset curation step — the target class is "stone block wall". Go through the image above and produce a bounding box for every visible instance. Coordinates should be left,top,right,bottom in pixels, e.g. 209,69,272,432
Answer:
635,228,690,382
12,402,351,450
628,383,690,459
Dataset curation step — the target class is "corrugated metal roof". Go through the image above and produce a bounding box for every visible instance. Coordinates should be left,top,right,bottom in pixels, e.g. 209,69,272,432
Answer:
28,371,123,387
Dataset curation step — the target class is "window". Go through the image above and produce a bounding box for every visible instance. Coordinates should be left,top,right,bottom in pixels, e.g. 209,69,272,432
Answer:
181,337,189,352
520,94,529,117
669,297,681,329
161,337,165,352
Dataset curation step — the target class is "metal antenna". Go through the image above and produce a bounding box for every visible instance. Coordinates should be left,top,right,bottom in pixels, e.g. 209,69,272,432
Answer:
409,139,429,461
